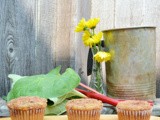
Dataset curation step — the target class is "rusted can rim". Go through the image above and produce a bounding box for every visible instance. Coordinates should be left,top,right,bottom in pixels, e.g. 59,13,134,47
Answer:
102,26,156,32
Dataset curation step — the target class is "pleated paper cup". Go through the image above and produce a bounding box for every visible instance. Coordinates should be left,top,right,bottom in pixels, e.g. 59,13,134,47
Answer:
7,96,47,120
9,108,45,120
66,98,103,120
116,100,152,120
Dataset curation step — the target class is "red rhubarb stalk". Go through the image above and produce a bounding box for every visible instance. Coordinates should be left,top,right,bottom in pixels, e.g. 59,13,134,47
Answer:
78,83,153,106
76,88,119,106
79,83,100,94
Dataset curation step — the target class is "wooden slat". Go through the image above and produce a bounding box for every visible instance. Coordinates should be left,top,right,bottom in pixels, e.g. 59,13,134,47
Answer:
35,0,56,74
73,0,92,85
115,0,144,27
155,0,160,97
0,0,8,97
0,0,36,96
91,0,115,30
54,0,73,72
0,0,7,97
14,0,37,75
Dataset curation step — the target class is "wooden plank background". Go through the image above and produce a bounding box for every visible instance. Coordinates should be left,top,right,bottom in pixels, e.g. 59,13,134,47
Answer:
0,0,160,98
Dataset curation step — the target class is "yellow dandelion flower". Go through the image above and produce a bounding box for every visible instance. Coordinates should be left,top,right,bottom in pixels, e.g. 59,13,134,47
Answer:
82,31,91,41
83,38,95,48
94,51,111,62
86,18,100,29
82,31,94,47
92,32,103,44
82,31,103,47
75,18,87,32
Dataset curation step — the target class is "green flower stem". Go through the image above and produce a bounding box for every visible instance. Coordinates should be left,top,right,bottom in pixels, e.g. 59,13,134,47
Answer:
96,62,102,90
91,44,98,55
89,28,105,94
90,48,105,94
91,28,101,51
98,40,102,51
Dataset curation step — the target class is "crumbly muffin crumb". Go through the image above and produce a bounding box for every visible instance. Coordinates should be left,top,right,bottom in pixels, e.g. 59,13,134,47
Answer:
7,96,47,110
66,98,103,110
116,100,151,111
66,98,103,120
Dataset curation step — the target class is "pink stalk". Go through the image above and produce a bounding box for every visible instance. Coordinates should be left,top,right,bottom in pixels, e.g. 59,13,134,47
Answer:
78,83,153,106
76,88,119,106
78,83,119,106
79,83,100,94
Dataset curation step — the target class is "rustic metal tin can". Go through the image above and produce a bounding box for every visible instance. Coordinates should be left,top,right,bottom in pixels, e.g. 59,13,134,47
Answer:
103,27,156,100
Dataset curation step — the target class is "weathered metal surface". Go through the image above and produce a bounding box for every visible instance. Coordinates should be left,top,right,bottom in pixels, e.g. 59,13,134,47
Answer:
103,27,156,100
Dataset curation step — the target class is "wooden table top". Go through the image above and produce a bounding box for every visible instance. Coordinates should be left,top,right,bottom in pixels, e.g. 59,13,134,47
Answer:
0,115,159,120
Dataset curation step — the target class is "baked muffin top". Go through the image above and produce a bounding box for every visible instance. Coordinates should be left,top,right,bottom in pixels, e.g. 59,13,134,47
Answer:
7,96,47,110
66,98,103,110
116,100,152,111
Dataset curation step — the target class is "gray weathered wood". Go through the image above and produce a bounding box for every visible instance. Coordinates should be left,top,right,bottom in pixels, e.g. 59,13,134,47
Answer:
0,0,71,96
54,0,73,72
91,0,115,30
73,0,91,85
35,0,56,74
155,0,160,97
0,0,37,96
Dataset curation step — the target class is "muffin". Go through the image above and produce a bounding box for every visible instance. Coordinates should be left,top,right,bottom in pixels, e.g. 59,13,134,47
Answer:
116,100,152,120
7,96,47,120
66,98,103,120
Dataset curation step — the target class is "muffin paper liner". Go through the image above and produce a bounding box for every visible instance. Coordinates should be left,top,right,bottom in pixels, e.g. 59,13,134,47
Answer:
9,108,45,120
116,108,152,120
67,109,101,120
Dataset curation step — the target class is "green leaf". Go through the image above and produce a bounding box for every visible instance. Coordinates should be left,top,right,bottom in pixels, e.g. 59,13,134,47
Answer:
45,100,68,115
46,90,86,115
8,74,24,82
47,66,61,76
48,89,86,106
7,68,80,101
7,67,85,115
7,91,14,101
8,74,26,88
51,68,80,97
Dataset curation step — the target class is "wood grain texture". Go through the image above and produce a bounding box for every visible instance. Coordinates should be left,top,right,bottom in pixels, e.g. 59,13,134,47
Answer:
35,0,56,74
73,0,91,85
115,0,145,27
14,0,36,76
54,0,72,72
0,0,10,97
0,0,36,96
91,0,115,30
155,0,160,97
